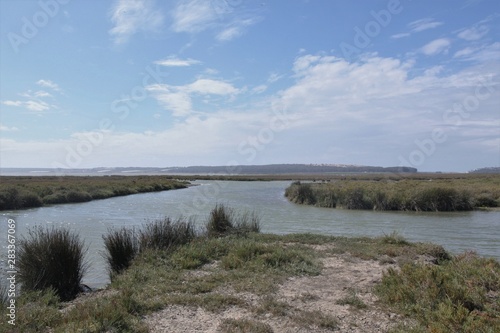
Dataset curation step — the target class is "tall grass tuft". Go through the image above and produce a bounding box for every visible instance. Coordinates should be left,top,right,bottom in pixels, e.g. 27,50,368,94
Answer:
18,227,87,301
103,227,139,279
139,217,196,251
206,204,261,237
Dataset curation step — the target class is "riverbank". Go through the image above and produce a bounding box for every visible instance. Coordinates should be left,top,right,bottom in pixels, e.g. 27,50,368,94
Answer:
0,176,189,210
4,232,499,333
285,174,500,211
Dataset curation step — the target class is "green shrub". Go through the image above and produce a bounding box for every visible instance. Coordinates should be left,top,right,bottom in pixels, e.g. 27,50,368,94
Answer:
18,227,87,301
103,228,139,279
140,217,196,251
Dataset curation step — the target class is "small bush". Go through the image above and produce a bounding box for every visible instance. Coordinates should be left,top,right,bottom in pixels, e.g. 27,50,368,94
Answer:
140,217,196,251
103,227,139,279
18,227,87,301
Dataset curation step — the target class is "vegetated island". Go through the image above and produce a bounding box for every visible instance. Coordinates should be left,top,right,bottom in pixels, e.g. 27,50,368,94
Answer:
4,205,499,332
0,176,189,211
285,173,500,211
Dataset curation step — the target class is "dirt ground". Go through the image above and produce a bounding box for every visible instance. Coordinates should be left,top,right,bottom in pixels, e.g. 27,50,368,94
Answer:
144,247,411,333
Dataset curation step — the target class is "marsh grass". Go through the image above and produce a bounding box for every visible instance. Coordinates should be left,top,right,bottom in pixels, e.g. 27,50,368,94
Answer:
18,227,87,301
0,176,188,210
285,175,500,211
376,251,500,332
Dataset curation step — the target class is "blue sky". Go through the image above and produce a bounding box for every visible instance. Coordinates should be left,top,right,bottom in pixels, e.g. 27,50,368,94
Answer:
0,0,499,172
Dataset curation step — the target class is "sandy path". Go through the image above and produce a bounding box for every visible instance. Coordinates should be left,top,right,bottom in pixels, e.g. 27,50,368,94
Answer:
144,250,407,333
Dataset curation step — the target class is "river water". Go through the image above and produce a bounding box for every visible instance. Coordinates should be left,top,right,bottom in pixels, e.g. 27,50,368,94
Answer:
2,180,499,288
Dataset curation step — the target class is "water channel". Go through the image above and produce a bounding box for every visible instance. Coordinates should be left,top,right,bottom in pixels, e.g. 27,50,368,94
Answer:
2,181,499,288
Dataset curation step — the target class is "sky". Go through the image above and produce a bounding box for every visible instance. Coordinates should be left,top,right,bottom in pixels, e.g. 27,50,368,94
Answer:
0,0,499,172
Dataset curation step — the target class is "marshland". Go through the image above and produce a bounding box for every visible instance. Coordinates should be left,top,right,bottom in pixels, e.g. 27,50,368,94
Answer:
1,173,499,332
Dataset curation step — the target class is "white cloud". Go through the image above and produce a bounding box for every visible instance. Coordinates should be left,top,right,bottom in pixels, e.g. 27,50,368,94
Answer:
25,100,50,112
391,18,443,39
34,90,52,98
1,100,50,112
154,56,201,67
390,32,411,39
171,0,217,33
36,79,60,91
420,38,451,55
454,42,500,62
454,47,476,58
216,18,259,42
252,85,267,94
187,79,239,95
408,18,443,32
457,25,489,41
2,100,23,107
146,79,239,116
0,124,19,132
171,0,261,42
109,0,164,45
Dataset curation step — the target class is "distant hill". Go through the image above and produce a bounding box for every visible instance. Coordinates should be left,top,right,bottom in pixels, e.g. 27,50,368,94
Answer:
469,167,500,174
163,164,417,174
0,164,417,176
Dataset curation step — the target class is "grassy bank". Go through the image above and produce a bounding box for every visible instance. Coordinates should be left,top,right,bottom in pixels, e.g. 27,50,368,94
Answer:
2,207,499,332
0,176,189,210
285,174,500,211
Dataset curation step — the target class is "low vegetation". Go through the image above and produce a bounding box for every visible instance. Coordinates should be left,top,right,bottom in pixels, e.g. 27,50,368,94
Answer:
285,174,500,211
376,252,500,332
0,176,189,210
4,205,499,333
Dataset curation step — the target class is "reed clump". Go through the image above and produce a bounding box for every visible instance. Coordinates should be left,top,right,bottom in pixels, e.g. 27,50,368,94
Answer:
18,227,88,301
206,204,261,237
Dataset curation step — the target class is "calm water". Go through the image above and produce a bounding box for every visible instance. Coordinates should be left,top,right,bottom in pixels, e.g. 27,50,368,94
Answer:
2,181,499,288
